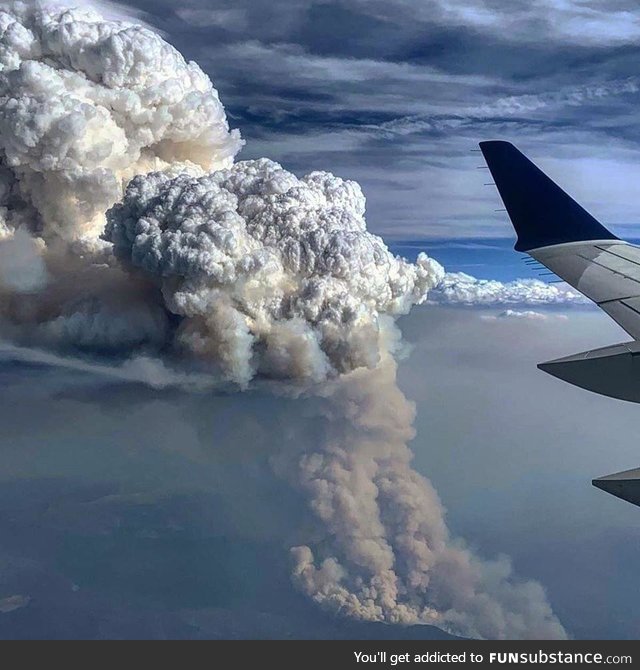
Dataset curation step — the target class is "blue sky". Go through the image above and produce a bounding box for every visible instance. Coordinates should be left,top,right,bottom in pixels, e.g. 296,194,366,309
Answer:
390,237,552,282
115,0,640,240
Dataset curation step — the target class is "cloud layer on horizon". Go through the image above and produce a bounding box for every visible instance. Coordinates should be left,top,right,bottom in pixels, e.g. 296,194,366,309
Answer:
432,273,589,307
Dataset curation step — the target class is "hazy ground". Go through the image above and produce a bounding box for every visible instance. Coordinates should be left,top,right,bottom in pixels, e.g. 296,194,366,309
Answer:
1,303,639,639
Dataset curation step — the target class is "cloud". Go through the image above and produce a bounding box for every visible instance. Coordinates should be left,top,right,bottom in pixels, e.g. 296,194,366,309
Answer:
480,309,570,321
431,273,589,306
369,0,640,48
0,228,48,292
93,0,640,240
105,160,444,384
47,0,153,24
176,8,247,30
0,2,241,244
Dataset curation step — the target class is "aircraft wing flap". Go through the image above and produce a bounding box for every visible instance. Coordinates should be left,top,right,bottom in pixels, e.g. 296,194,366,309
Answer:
595,243,640,264
620,296,640,311
530,242,640,338
532,242,640,304
598,300,640,339
588,246,640,281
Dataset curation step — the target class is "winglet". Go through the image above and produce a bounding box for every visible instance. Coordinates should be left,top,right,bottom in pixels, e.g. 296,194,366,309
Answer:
479,141,617,251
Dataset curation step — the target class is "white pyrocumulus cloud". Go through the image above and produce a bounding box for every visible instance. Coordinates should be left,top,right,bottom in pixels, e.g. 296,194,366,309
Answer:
104,160,444,384
0,2,567,639
0,2,242,244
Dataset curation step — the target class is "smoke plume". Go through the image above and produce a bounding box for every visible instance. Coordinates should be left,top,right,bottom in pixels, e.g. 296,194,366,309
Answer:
104,160,443,384
288,358,566,638
0,3,566,638
0,2,241,245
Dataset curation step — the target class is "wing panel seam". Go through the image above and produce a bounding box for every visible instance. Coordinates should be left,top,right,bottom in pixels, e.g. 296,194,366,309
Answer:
576,253,640,284
619,300,640,317
595,246,640,269
598,295,640,306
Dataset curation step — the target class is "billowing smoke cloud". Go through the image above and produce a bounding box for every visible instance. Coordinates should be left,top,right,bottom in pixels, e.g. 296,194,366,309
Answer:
0,3,567,639
0,227,47,291
104,160,443,385
0,2,242,245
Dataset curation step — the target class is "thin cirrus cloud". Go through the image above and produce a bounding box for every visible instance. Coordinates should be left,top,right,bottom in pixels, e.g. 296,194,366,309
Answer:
428,0,640,45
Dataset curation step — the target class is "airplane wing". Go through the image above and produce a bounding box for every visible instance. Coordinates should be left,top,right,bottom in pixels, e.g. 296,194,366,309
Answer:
593,467,640,508
480,141,640,503
479,140,640,340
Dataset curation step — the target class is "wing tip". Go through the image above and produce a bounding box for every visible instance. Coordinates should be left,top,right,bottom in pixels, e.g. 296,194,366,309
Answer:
478,140,514,149
479,139,617,251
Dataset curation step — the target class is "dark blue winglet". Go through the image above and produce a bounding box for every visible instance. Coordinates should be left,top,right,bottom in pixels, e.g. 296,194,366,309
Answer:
479,141,617,252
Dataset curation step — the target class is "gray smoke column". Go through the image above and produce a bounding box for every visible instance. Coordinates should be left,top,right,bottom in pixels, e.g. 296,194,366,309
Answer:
282,358,565,638
0,3,566,638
